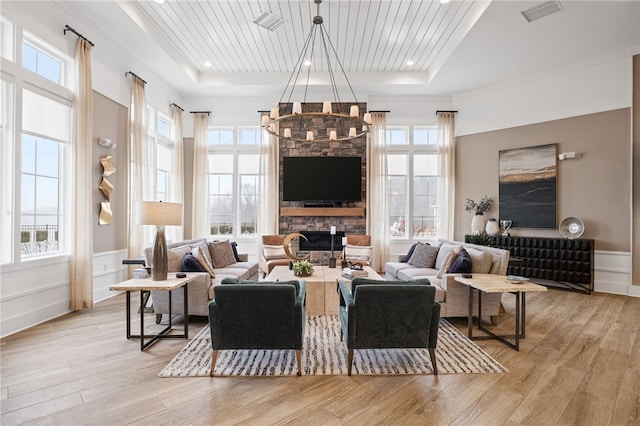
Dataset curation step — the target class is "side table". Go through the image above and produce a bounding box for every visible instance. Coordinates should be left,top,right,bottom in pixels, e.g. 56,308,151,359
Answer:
110,273,198,351
454,274,547,351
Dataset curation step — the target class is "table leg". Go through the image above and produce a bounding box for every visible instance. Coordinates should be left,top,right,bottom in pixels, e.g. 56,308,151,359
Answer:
467,285,474,338
140,290,146,351
183,284,189,339
126,291,131,339
514,291,521,351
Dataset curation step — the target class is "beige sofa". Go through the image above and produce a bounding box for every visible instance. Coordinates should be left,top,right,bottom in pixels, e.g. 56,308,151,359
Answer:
144,238,259,320
385,239,510,319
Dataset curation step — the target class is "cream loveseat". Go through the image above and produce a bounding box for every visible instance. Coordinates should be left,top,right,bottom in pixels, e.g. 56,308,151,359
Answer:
144,238,259,320
385,239,510,319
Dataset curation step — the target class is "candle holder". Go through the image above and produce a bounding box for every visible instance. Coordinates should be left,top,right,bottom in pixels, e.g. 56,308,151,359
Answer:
328,226,336,268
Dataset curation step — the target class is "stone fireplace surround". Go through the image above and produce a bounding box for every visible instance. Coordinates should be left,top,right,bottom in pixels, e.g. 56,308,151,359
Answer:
278,102,367,265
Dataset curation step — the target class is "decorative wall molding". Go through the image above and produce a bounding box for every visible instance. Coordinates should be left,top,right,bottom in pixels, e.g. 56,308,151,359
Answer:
593,250,635,296
93,250,128,302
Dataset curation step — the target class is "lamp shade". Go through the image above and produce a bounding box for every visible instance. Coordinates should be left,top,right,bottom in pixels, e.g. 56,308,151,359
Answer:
141,201,182,226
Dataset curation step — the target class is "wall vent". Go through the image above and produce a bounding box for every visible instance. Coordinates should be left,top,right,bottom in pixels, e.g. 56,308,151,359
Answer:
521,0,563,22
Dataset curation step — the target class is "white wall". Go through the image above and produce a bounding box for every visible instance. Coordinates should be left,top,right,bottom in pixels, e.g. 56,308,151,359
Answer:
454,52,633,136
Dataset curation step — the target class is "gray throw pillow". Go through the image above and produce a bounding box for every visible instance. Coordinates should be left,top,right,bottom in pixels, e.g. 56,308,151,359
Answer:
407,243,439,269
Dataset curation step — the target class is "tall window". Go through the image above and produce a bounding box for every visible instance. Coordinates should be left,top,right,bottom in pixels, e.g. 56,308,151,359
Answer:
207,127,260,238
0,20,73,262
20,90,71,257
148,109,175,202
386,126,439,240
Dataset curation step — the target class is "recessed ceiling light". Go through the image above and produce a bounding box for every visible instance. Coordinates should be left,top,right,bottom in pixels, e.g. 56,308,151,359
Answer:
304,60,311,66
440,0,451,4
521,0,563,22
204,61,212,68
154,0,165,4
406,60,415,66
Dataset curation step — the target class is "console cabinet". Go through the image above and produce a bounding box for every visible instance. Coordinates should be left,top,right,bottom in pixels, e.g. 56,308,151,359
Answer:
492,236,594,294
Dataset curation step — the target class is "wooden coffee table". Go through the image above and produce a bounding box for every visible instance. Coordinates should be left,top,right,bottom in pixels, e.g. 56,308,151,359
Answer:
454,273,547,351
110,273,198,351
266,265,381,315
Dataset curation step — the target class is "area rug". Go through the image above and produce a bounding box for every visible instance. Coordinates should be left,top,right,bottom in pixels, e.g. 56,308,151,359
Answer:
158,316,507,377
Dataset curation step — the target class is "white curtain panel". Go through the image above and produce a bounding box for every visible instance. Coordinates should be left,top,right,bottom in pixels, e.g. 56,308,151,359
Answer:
167,104,184,243
257,114,279,236
437,112,456,240
366,112,389,272
127,76,152,260
70,38,93,310
192,113,209,238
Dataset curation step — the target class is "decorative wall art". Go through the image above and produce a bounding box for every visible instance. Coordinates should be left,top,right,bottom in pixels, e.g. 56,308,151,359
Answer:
99,155,116,225
499,144,557,229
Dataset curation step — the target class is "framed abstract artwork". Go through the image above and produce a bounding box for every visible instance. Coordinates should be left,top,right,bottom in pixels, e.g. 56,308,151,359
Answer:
499,144,557,228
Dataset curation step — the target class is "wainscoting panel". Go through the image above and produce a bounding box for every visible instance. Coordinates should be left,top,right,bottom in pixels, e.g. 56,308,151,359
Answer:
594,250,635,296
93,249,128,302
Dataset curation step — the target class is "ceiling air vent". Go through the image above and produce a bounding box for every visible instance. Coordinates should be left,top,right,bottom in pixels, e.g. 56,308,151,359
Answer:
253,11,286,31
521,0,563,23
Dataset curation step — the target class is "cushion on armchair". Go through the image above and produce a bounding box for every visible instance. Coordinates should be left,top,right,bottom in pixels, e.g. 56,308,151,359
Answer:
263,244,287,260
344,244,372,261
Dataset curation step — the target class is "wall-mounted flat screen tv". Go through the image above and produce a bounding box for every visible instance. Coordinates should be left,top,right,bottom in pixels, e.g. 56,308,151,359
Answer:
282,156,362,202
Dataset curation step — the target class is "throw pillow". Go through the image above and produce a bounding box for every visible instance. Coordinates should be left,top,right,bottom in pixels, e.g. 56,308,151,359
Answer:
263,244,287,260
167,245,191,272
402,243,418,263
435,243,458,270
407,243,439,269
436,246,461,279
449,248,472,273
465,247,493,274
230,241,241,262
345,244,372,261
192,246,215,278
208,240,237,268
181,253,206,273
190,241,214,268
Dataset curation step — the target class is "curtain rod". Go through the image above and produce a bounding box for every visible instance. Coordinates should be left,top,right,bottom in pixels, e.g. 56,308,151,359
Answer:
170,103,184,112
125,71,147,85
436,110,458,114
190,111,211,115
64,24,94,47
369,110,390,113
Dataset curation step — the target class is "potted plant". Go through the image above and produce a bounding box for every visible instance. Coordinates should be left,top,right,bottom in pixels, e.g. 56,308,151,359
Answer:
292,259,314,277
464,195,493,234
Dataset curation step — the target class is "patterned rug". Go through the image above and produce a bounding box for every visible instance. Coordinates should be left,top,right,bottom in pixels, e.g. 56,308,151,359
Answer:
158,316,507,377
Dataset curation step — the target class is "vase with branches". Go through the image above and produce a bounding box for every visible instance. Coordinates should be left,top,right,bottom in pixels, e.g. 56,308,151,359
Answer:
465,195,493,234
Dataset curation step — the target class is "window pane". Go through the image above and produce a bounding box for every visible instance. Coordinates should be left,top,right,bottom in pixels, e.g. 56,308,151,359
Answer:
208,154,233,173
22,89,69,141
21,174,35,215
21,134,36,174
238,154,259,174
239,128,260,145
239,175,257,235
35,176,58,213
1,17,14,61
157,117,169,137
37,50,61,84
208,129,234,145
157,144,172,172
413,154,437,176
22,43,36,72
387,154,408,175
413,176,437,238
386,128,408,145
388,175,407,238
208,174,233,236
36,138,59,177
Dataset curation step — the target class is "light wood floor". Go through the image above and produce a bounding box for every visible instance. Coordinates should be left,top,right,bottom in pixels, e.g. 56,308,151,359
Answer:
1,288,639,425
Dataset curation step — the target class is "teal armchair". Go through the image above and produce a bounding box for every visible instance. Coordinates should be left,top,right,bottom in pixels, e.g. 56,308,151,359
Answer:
208,280,306,376
339,278,440,375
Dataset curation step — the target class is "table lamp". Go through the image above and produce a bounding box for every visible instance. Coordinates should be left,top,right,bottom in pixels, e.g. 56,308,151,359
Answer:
141,201,182,281
328,226,337,268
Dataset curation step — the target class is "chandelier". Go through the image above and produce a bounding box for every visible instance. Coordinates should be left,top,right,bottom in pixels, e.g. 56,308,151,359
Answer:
261,0,371,143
